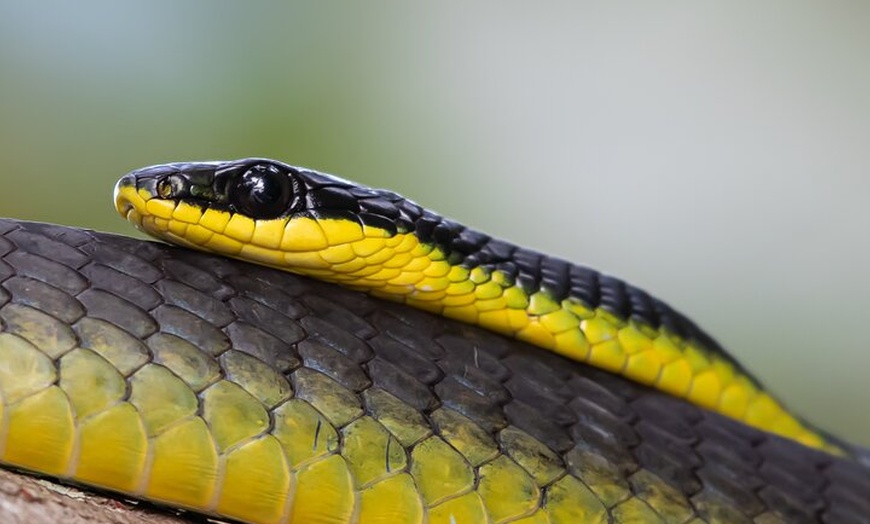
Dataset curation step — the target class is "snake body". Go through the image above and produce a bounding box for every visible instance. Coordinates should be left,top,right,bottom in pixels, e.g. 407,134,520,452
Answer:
0,159,867,522
115,159,831,451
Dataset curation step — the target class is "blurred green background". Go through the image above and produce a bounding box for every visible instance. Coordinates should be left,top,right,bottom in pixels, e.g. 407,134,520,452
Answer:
1,3,868,445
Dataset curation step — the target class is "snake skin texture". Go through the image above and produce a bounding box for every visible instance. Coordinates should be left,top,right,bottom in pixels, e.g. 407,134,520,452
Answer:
0,218,868,524
115,160,834,450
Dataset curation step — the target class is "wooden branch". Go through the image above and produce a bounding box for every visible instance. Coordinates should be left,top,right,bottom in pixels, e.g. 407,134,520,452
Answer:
0,468,196,524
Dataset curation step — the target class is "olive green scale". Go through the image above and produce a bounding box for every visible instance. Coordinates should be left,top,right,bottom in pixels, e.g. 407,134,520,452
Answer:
0,219,868,524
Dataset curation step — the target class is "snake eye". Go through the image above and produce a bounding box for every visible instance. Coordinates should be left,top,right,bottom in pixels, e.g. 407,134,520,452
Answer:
156,178,173,199
229,164,292,218
156,174,188,199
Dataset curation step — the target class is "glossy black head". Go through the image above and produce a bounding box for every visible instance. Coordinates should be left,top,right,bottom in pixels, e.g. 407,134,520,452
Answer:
116,158,308,220
115,157,439,240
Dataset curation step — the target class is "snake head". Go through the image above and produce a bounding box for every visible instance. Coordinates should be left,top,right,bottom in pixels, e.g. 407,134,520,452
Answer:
113,158,435,276
114,159,302,220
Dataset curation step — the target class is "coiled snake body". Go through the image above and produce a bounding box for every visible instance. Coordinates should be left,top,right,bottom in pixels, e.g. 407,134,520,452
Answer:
0,159,867,523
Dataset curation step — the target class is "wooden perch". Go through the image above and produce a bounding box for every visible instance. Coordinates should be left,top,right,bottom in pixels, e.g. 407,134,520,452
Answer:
0,468,197,524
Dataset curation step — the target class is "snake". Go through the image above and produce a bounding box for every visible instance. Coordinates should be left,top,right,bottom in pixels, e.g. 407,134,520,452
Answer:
0,158,867,523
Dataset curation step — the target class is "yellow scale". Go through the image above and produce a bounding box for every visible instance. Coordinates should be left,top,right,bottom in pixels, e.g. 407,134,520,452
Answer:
124,184,834,453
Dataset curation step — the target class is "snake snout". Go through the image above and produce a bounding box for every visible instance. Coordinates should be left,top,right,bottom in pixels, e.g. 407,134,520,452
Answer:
113,173,137,217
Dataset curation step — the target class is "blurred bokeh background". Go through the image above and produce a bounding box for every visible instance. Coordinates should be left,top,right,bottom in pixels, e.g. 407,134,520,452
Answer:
1,2,868,445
